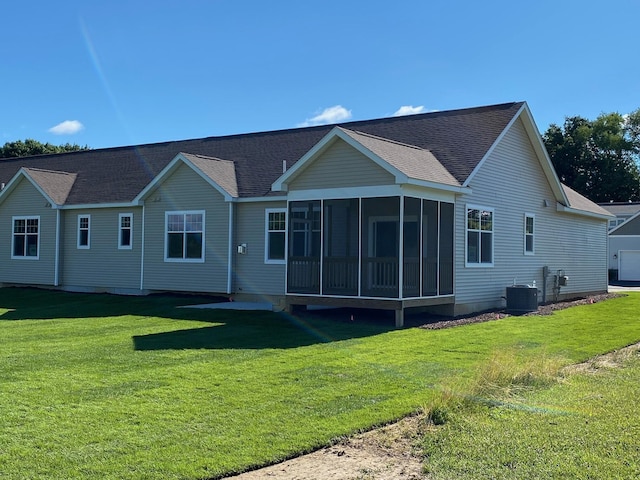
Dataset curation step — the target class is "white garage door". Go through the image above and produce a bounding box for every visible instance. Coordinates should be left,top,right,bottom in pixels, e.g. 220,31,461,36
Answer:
619,250,640,281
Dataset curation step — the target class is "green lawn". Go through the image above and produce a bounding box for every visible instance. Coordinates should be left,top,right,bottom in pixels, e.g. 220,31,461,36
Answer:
422,345,640,479
0,288,639,479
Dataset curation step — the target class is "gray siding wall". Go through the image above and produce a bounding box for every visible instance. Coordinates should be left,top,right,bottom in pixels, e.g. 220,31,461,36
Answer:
0,178,57,285
290,139,394,191
608,236,640,269
453,118,609,315
611,216,640,236
142,164,230,293
233,201,287,296
61,207,143,290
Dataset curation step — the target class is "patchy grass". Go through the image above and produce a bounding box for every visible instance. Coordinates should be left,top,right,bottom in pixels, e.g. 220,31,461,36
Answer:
0,288,639,479
422,344,640,479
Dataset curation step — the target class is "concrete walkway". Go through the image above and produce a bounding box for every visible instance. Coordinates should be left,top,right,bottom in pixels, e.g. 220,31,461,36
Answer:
609,284,640,292
180,301,274,311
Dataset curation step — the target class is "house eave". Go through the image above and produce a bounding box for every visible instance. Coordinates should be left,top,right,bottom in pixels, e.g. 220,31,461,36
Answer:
556,203,614,221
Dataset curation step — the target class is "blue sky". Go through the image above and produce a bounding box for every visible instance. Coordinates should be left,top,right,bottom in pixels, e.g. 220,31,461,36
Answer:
2,1,638,149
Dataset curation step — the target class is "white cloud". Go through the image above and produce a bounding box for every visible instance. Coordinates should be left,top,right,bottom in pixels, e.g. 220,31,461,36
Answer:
298,105,352,127
48,120,85,135
393,105,427,117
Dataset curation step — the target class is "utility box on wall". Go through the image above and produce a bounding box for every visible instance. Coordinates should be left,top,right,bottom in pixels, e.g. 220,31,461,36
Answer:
506,285,538,314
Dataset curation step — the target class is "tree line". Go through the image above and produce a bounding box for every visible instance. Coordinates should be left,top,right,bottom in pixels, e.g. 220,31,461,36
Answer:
543,109,640,203
2,108,640,203
0,139,88,159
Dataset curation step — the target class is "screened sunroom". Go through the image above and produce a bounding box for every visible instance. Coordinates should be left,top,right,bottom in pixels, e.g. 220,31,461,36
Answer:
286,196,454,310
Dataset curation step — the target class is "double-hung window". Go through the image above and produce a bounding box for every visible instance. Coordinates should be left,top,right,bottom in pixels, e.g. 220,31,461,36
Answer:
524,214,535,255
77,215,90,249
466,205,493,266
265,208,286,264
165,211,205,262
119,213,133,249
12,216,39,259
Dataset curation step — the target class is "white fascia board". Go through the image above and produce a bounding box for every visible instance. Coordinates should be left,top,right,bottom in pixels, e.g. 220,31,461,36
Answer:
462,103,569,206
405,178,471,194
60,202,138,210
133,153,234,204
0,168,59,208
235,195,287,203
286,185,403,201
556,203,613,221
133,154,183,203
271,128,342,192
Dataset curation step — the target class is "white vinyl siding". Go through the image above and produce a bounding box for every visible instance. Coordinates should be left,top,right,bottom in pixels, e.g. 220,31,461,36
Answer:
119,213,133,249
77,214,90,249
12,216,40,259
265,208,286,264
453,117,608,315
289,139,394,191
524,213,535,255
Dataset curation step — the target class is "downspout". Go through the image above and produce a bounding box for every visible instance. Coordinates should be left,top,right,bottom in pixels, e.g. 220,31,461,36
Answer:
227,202,233,295
140,202,145,291
54,207,60,286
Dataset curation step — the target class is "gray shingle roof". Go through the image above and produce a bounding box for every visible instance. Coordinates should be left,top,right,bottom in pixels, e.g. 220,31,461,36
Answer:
338,128,461,187
22,168,77,205
562,185,614,217
179,153,239,198
0,102,524,204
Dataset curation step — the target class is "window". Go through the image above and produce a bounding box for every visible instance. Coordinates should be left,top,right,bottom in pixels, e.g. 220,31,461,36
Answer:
466,206,493,266
12,216,39,259
119,213,133,249
265,208,286,264
165,211,205,262
77,215,90,249
524,214,535,255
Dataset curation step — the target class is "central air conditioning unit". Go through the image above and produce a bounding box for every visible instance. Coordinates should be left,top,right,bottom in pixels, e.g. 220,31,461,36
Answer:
505,284,538,314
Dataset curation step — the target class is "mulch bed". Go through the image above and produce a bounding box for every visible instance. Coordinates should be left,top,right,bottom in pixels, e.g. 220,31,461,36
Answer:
419,293,622,330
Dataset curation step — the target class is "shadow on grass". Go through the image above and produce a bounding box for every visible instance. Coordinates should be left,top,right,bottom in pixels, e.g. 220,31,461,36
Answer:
0,287,223,321
133,309,395,350
0,287,395,349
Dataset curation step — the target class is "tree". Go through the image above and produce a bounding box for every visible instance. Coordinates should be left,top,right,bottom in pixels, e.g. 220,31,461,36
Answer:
543,109,640,203
0,139,89,159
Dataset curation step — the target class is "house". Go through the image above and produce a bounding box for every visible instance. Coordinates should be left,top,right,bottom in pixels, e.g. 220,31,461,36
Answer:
600,203,640,281
0,102,612,326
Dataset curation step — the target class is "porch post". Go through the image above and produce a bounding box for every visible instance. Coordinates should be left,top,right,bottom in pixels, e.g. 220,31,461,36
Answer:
399,195,404,299
395,308,404,328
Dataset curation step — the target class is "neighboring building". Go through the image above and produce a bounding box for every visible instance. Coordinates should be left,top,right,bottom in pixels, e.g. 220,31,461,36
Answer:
600,203,640,281
0,102,612,325
599,202,640,231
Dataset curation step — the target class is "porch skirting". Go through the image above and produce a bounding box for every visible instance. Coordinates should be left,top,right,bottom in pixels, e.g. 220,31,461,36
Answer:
285,294,455,328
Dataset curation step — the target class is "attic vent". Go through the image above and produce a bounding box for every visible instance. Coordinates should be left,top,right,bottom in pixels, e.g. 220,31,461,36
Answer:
282,160,287,173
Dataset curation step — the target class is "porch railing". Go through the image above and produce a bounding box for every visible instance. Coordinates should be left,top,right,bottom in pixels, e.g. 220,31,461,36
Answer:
287,256,443,298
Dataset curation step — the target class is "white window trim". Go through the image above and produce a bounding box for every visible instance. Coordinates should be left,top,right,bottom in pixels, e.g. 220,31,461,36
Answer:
11,215,40,260
164,210,206,263
118,213,133,250
465,204,494,267
77,214,91,249
524,213,535,255
264,208,287,265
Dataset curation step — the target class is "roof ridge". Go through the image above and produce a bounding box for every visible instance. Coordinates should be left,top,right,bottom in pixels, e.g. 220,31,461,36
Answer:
180,152,234,163
339,127,430,152
23,167,76,176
